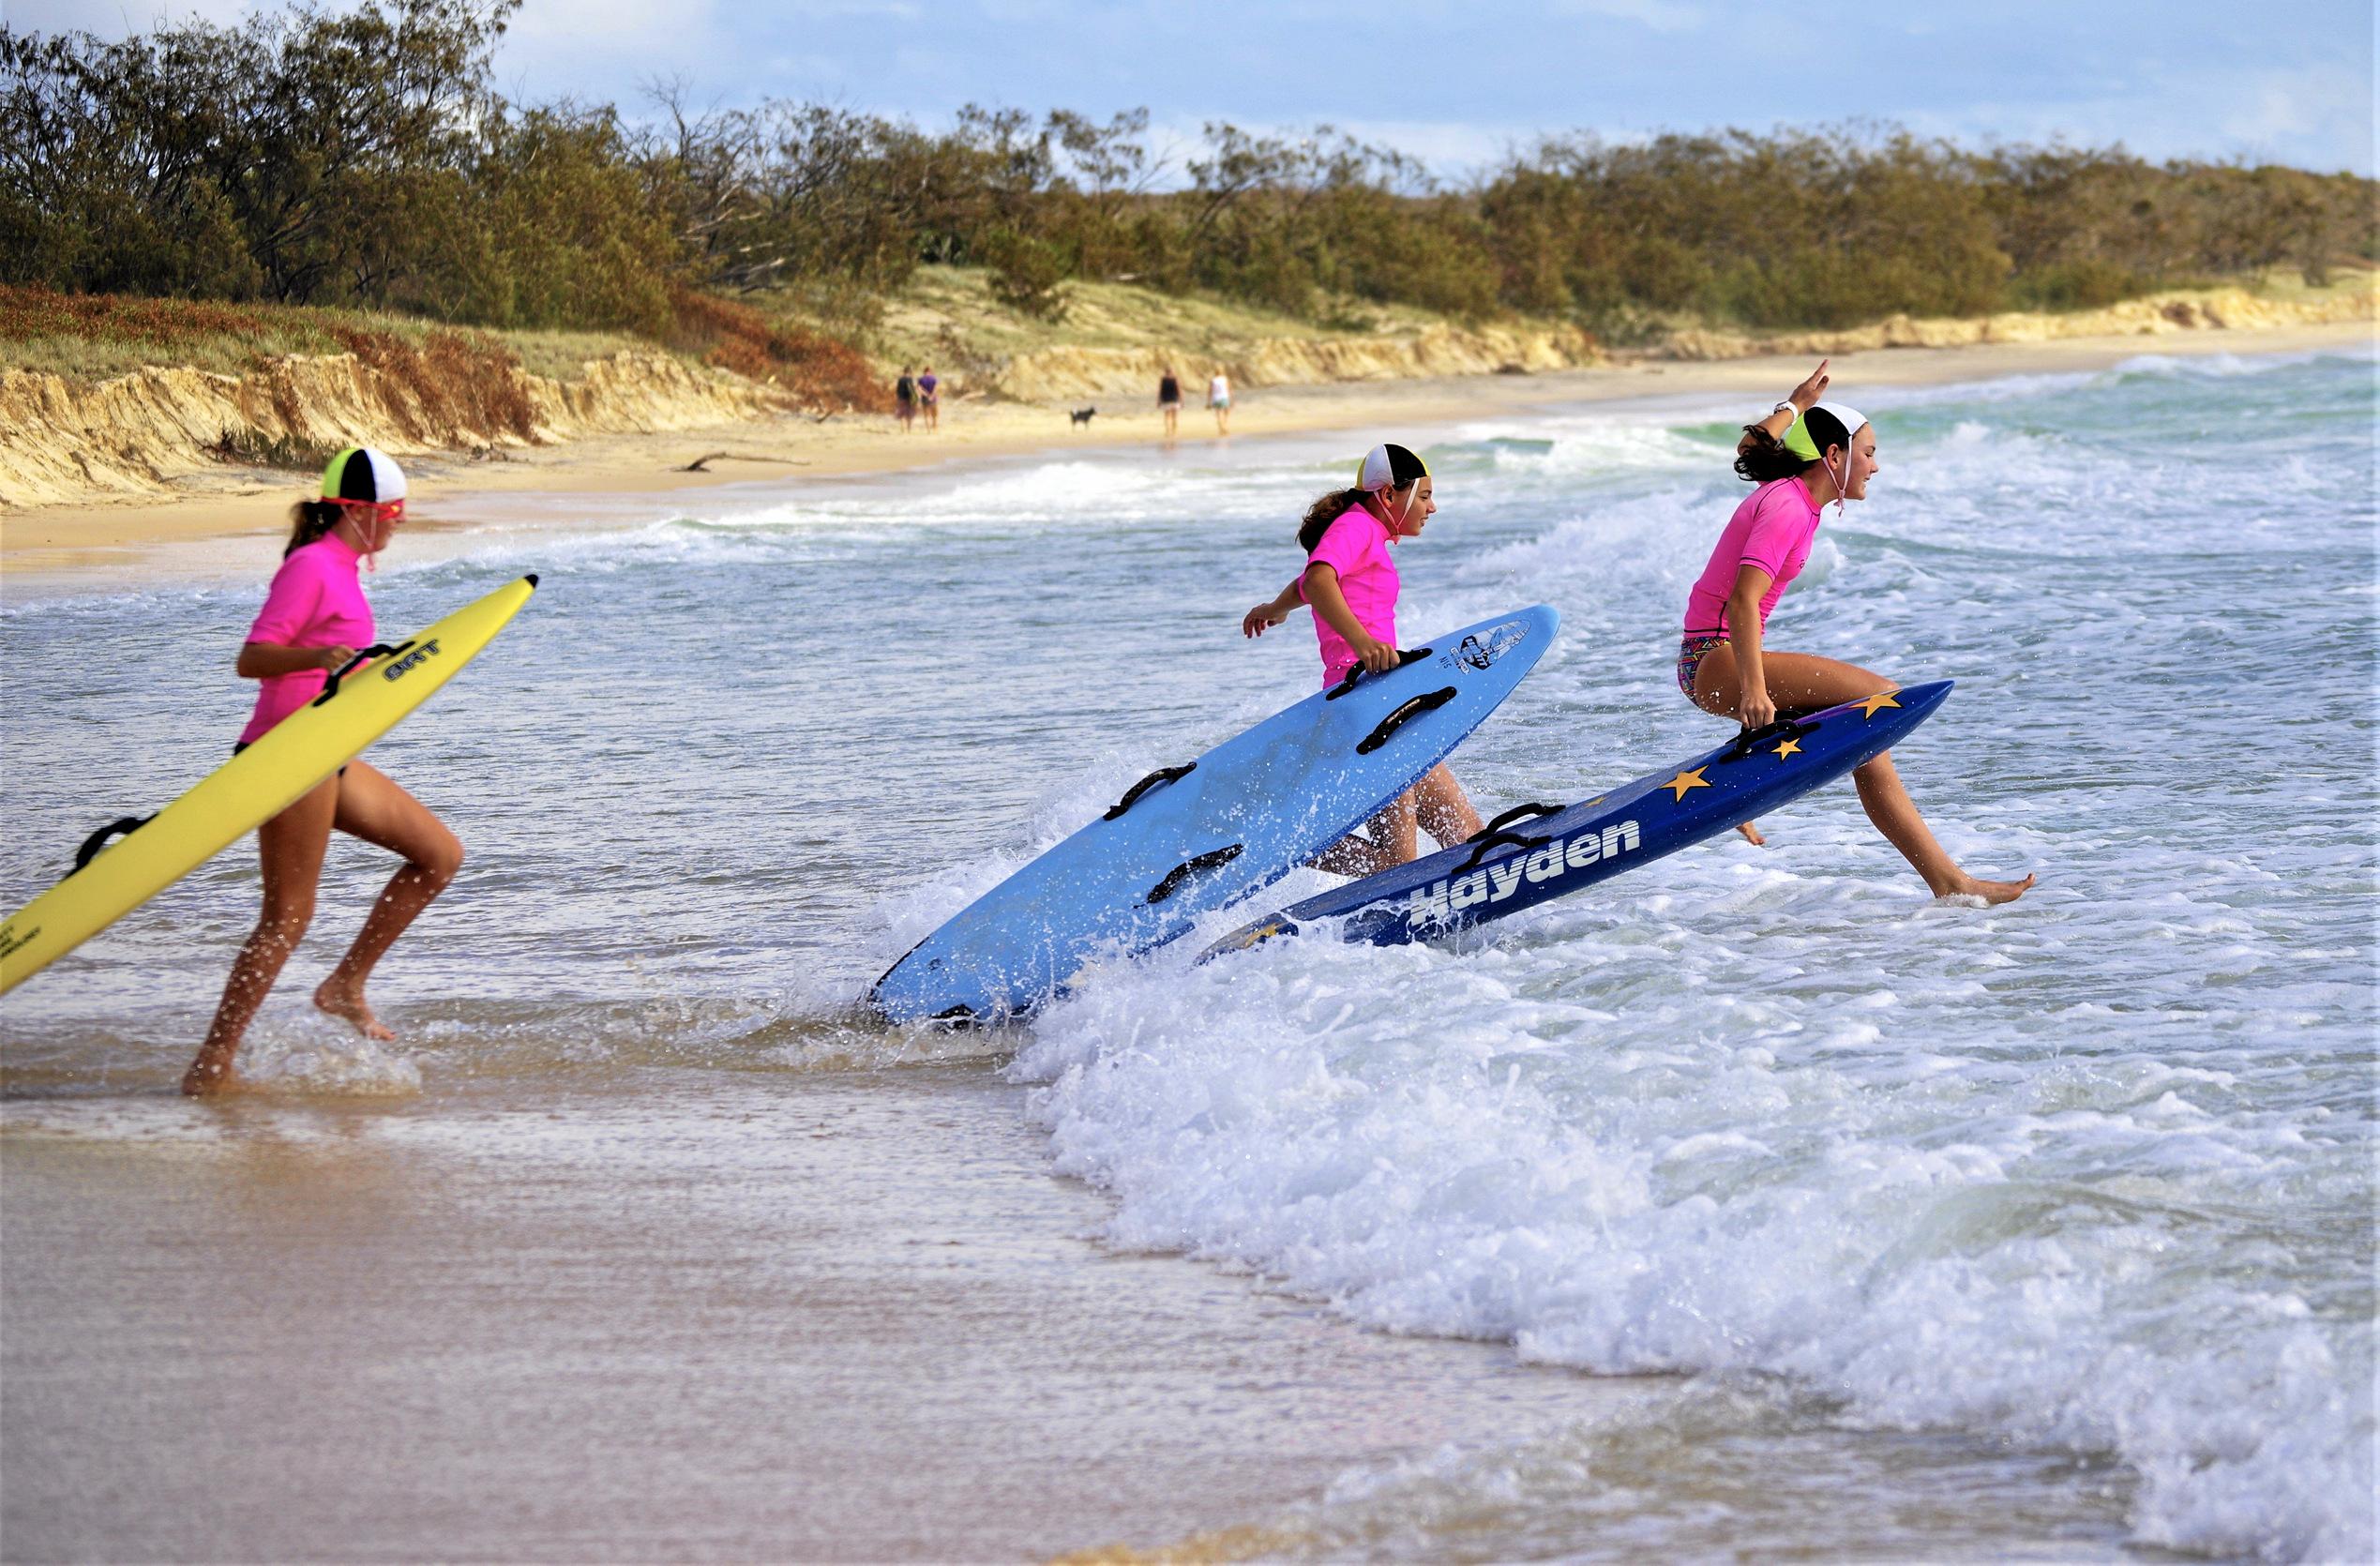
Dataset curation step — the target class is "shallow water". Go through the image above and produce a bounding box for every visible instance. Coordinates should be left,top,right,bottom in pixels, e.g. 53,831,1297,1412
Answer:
4,347,2373,1559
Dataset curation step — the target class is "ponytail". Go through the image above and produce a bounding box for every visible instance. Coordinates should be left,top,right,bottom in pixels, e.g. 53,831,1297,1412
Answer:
1734,426,1817,485
284,499,341,557
1297,487,1372,552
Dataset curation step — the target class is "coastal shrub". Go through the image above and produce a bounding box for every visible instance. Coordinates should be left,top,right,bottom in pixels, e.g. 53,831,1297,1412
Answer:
429,105,679,336
981,229,1075,322
668,289,892,413
207,428,344,471
2009,258,2146,311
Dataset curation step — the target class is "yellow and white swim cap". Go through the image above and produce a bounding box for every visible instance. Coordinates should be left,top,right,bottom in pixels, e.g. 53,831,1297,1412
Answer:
321,445,407,504
1781,404,1868,462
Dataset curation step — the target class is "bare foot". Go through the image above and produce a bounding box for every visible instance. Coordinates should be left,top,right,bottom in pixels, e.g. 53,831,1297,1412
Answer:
314,979,396,1041
180,1055,238,1096
1941,872,2036,906
1735,821,1767,847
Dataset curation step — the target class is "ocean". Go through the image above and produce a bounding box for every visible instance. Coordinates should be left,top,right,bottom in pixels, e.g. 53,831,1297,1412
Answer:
3,345,2372,1560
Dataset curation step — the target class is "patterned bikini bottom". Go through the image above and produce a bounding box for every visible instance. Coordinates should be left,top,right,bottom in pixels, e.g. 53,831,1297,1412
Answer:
1675,634,1727,700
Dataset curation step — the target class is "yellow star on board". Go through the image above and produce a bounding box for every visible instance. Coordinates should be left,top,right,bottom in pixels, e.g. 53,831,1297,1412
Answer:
1852,691,1902,718
1772,737,1802,760
1663,767,1710,801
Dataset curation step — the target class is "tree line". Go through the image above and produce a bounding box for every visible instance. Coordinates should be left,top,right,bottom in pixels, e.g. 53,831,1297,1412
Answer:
4,0,2372,346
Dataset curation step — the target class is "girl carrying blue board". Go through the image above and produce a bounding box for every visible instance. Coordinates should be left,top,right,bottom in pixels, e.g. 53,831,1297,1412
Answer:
1242,443,1484,874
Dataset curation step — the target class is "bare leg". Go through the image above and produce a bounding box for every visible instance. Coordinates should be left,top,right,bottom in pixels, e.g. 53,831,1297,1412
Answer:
312,760,463,1039
1689,647,1769,843
1692,643,2033,902
1313,787,1419,877
184,776,339,1094
1413,764,1482,850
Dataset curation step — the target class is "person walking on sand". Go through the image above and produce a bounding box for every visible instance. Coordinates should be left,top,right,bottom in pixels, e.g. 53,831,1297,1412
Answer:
1158,365,1182,439
182,448,466,1094
895,367,916,431
1208,369,1231,434
918,366,940,431
1242,443,1482,873
1678,371,2034,905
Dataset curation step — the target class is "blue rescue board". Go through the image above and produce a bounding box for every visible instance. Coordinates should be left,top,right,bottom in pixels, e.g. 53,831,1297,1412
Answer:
869,605,1561,1022
1201,679,1951,958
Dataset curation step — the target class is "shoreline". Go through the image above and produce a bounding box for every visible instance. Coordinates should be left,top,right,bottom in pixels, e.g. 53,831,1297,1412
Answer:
2,319,2369,579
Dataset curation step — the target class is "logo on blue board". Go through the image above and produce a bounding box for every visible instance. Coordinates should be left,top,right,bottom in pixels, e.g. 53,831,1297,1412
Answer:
1454,621,1529,671
1399,820,1640,931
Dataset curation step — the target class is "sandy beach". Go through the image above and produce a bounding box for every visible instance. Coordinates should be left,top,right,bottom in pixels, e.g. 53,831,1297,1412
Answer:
5,320,2368,577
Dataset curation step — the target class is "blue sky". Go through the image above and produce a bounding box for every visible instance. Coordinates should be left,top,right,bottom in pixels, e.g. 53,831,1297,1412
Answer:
16,0,2374,175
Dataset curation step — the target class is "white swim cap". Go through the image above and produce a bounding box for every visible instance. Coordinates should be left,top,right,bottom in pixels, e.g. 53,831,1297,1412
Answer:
1355,443,1429,491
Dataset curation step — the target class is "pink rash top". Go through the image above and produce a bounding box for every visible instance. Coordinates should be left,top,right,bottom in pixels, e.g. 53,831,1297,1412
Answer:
1682,475,1823,639
1298,506,1399,686
238,533,374,744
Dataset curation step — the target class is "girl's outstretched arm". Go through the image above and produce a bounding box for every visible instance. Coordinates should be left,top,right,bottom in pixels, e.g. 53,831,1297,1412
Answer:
1738,359,1830,453
1242,578,1305,638
1303,564,1395,672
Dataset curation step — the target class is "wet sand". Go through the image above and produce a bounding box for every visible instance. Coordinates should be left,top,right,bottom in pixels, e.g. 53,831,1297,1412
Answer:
0,1059,2143,1563
4,321,2367,577
0,1064,1630,1561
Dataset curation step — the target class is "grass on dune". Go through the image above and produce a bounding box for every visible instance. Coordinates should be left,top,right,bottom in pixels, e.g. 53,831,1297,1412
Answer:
0,288,655,385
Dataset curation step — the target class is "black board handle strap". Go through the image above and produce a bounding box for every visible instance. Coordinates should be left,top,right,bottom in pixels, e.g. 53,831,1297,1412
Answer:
1355,686,1457,755
1721,716,1819,762
1104,763,1197,821
1325,646,1434,700
1146,842,1244,905
311,641,413,708
69,814,156,876
1455,827,1551,873
1481,802,1565,836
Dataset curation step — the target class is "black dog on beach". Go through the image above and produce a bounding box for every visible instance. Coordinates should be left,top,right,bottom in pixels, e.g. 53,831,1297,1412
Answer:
1069,407,1096,428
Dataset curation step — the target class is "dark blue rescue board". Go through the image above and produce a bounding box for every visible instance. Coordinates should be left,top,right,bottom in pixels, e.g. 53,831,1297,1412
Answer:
1201,679,1952,959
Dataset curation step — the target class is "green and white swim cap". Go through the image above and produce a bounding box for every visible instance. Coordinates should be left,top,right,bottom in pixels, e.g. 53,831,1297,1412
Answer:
320,445,407,504
1781,404,1868,462
1355,443,1429,492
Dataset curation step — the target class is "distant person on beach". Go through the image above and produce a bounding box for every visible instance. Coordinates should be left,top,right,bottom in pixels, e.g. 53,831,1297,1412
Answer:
918,366,940,431
1158,366,1182,437
1241,443,1481,873
1208,370,1230,434
1679,365,2034,904
181,448,467,1094
895,368,916,430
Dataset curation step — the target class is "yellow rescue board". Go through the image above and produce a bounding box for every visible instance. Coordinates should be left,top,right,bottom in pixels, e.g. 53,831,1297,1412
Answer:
0,574,537,995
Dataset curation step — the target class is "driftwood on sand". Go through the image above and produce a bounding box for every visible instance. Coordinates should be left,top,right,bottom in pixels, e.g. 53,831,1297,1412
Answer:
676,451,811,473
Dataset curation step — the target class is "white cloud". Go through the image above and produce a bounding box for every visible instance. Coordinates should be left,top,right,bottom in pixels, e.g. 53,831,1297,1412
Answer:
2216,63,2374,173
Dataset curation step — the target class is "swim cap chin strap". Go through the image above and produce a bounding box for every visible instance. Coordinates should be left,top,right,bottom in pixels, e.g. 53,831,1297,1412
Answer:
1783,403,1866,511
321,446,408,574
1357,443,1430,530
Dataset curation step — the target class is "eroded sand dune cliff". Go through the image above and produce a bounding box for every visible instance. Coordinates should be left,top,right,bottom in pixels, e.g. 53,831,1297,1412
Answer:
1657,284,2375,360
990,322,1598,402
0,351,788,509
